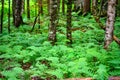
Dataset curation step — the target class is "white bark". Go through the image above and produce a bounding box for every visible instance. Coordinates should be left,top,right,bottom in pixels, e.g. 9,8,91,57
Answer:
104,0,116,49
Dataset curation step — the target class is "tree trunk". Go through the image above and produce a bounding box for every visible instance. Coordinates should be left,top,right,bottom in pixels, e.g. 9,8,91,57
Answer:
92,0,98,15
48,0,58,45
74,0,90,15
104,0,116,49
116,0,120,16
74,0,83,13
40,0,43,15
73,0,77,12
57,0,60,14
66,0,72,44
38,0,41,29
22,0,25,14
8,0,10,33
83,0,90,15
12,0,23,27
62,0,65,14
27,0,30,19
0,0,4,33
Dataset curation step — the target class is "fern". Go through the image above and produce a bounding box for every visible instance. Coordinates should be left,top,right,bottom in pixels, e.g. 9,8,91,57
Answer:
1,67,24,80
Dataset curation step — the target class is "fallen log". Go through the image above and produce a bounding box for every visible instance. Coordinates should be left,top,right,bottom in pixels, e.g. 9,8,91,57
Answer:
65,78,93,80
109,76,120,80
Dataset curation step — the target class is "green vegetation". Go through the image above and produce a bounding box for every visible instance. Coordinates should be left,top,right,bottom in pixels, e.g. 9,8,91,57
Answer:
0,1,120,80
0,14,120,80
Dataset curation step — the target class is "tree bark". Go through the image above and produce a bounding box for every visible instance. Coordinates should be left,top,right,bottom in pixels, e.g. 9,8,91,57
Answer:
92,0,98,15
27,0,30,19
66,0,72,44
74,0,90,15
38,0,41,29
12,0,23,27
40,0,43,15
104,0,116,49
21,0,25,14
62,0,65,14
48,0,58,45
94,14,120,47
83,0,90,15
73,0,77,12
0,0,4,33
57,0,60,14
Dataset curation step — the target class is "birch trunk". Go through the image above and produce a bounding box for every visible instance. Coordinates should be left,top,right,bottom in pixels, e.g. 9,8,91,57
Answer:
104,0,116,49
48,0,58,45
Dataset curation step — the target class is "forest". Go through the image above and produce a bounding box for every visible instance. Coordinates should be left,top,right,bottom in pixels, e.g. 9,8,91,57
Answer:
0,0,120,80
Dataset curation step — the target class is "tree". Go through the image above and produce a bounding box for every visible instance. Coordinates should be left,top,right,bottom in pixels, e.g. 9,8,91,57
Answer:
57,0,60,14
116,0,120,16
83,0,90,15
62,0,65,14
0,0,4,33
40,0,43,15
104,0,116,49
66,0,72,44
12,0,24,27
37,0,42,29
27,0,30,19
48,0,58,45
92,0,98,15
99,0,107,16
73,0,77,12
74,0,90,15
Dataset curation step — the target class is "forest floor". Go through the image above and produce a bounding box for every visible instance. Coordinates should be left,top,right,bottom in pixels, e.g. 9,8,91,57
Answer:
0,14,120,80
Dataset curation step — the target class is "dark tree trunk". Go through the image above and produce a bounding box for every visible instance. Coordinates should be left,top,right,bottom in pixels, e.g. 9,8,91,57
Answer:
62,0,65,14
38,0,41,29
116,0,120,16
31,0,42,32
66,0,72,44
57,0,60,13
104,0,116,49
83,0,90,15
99,0,108,16
73,0,77,12
48,0,58,45
0,0,4,33
27,0,30,19
40,0,43,15
12,0,23,27
8,0,10,33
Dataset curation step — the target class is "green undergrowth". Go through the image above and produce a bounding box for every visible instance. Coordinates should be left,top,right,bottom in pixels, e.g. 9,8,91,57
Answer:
0,14,120,80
